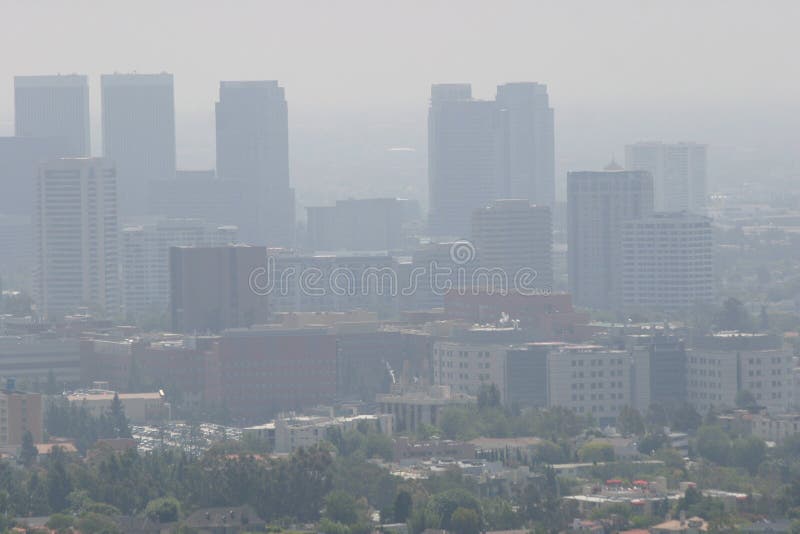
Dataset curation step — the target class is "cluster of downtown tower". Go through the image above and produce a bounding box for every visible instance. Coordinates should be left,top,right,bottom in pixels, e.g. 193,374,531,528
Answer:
1,73,711,322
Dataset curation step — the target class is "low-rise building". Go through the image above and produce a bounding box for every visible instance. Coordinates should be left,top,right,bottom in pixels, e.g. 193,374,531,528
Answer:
243,412,392,453
272,413,392,454
432,340,508,401
377,384,474,433
688,332,793,415
0,335,81,387
0,381,43,447
750,412,800,443
66,389,170,424
547,345,632,426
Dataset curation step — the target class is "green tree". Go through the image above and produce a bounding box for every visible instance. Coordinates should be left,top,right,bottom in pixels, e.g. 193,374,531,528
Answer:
318,518,351,534
426,489,482,532
108,393,132,438
324,490,360,525
439,407,480,440
393,490,413,523
735,389,757,409
532,440,566,464
477,384,501,410
482,498,522,530
577,441,614,463
716,297,753,331
696,425,731,465
731,436,766,475
638,432,668,455
46,446,72,512
450,507,481,534
671,402,702,433
145,497,181,523
46,513,75,532
76,512,121,534
19,430,38,467
365,432,394,461
617,406,645,436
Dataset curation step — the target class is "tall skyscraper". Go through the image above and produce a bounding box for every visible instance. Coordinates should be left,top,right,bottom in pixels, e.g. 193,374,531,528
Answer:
471,199,553,292
620,212,714,310
625,141,707,213
427,82,556,238
101,73,176,214
34,158,119,320
495,82,555,208
14,74,90,156
567,167,654,310
215,81,295,247
428,84,497,237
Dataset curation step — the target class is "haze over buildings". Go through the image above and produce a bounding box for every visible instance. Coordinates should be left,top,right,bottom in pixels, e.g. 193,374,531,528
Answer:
215,80,295,246
101,73,177,214
14,74,90,157
1,6,799,527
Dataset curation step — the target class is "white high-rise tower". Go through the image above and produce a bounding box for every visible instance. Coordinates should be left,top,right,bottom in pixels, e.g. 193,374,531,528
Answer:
34,158,119,319
625,141,707,213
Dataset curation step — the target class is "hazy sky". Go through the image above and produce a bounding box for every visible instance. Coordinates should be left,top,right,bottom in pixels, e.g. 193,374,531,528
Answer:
1,0,798,202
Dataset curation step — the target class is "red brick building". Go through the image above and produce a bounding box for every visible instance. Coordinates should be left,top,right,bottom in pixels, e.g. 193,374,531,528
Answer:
206,326,337,422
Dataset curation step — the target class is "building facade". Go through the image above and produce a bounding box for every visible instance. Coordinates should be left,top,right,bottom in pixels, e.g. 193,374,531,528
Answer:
629,334,687,412
0,336,81,387
101,73,176,214
547,345,633,426
495,82,555,208
215,81,295,246
206,326,337,421
428,84,497,237
432,340,509,402
14,74,90,157
620,212,714,310
306,198,406,252
471,199,553,292
625,141,707,214
34,158,119,320
121,219,237,318
688,333,793,415
169,245,269,333
0,386,43,447
567,169,654,310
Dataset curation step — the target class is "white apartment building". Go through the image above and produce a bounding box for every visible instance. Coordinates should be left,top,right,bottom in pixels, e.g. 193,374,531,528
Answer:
547,345,632,426
567,169,654,310
121,219,237,318
620,212,714,310
432,340,508,401
625,141,707,213
688,333,793,415
34,158,118,320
